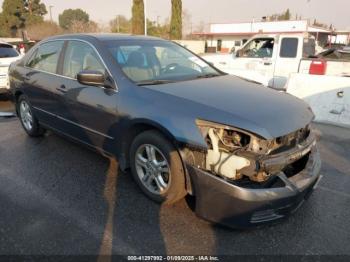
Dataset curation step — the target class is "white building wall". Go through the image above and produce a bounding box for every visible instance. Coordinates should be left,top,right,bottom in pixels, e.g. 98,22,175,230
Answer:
174,40,206,54
329,34,350,45
210,20,308,34
206,36,245,48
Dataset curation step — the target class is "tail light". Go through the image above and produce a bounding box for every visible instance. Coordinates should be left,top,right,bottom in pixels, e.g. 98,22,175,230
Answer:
309,60,327,75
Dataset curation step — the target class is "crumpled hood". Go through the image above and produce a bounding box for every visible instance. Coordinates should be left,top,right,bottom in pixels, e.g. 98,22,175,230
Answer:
145,75,313,139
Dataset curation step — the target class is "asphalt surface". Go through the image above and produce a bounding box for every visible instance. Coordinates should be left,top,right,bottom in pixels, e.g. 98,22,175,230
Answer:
0,98,350,256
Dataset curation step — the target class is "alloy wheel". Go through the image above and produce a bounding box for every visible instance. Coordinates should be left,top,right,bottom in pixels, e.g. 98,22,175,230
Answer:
135,144,171,195
19,100,33,131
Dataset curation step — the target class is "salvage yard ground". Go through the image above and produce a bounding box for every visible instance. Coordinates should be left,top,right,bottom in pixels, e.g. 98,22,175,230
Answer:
0,100,350,256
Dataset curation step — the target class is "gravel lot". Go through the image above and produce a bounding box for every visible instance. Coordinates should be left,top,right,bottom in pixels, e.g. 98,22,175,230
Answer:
0,99,350,257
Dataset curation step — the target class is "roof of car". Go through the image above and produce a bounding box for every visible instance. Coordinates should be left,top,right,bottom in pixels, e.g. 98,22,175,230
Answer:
0,41,14,47
45,33,164,42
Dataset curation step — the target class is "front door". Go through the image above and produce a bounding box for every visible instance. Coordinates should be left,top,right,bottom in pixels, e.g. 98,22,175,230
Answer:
273,36,301,89
56,40,119,153
227,37,276,86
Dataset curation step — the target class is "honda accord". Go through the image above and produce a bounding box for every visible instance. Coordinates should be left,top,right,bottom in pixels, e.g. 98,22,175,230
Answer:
9,34,321,228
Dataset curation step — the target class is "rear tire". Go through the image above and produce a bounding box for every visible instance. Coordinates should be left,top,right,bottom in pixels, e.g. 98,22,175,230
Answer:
17,95,45,137
130,130,187,204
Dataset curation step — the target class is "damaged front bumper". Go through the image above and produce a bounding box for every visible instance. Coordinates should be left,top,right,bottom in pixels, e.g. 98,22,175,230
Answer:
186,134,322,228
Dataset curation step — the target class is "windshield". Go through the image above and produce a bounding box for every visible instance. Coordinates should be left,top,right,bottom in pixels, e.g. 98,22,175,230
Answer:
104,39,223,85
0,44,19,58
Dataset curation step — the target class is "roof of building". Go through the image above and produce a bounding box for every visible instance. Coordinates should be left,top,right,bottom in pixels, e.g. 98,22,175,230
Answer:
194,20,334,36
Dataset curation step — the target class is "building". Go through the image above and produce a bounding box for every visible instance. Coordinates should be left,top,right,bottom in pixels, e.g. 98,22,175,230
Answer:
194,20,350,53
329,30,350,45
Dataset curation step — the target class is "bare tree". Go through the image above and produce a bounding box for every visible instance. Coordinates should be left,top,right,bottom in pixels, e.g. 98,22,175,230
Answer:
182,9,192,38
26,21,63,41
69,20,100,33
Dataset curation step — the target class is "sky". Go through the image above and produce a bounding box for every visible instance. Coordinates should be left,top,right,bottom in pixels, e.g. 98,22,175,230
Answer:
1,0,349,30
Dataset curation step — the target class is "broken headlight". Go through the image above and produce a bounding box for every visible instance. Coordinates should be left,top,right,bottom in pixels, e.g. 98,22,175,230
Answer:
196,120,254,180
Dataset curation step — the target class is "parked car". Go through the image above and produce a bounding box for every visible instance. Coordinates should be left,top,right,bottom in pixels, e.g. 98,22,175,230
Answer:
0,42,23,95
9,34,321,228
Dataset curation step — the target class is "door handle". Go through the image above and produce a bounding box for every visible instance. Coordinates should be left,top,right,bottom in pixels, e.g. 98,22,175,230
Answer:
56,85,67,93
264,62,272,66
337,91,344,98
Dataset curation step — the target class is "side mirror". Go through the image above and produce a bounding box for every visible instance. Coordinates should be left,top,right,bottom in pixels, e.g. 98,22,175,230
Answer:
77,70,105,87
236,49,242,58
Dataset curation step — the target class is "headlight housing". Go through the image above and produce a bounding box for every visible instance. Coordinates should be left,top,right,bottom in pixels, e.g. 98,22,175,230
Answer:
196,119,251,151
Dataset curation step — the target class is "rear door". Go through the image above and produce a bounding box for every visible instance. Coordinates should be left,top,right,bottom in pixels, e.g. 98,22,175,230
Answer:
273,36,302,89
55,40,119,151
23,40,65,126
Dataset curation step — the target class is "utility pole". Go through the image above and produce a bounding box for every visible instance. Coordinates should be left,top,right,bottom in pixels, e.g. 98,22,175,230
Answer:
144,0,147,35
49,5,54,22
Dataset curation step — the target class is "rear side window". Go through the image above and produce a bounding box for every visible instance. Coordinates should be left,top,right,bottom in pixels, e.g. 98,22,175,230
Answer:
0,45,19,58
27,41,64,74
280,38,298,58
303,38,316,58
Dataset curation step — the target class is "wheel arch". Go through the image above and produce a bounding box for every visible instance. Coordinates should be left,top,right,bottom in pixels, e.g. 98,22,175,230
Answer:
14,90,24,115
119,119,192,193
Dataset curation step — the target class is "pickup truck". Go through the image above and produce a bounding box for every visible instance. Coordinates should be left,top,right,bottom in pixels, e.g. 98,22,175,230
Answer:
202,33,318,89
203,33,350,128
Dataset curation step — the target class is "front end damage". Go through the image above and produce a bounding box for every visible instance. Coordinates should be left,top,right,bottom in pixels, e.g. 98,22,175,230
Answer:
182,120,321,228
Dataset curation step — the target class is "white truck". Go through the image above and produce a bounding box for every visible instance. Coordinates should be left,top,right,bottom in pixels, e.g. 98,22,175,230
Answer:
202,33,319,90
203,33,350,128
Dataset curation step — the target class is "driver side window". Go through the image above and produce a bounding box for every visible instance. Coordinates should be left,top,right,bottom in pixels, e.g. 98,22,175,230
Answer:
241,38,274,58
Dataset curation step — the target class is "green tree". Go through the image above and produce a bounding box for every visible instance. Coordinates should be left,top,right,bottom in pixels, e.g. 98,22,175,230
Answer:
147,19,170,38
283,8,291,20
58,8,89,29
170,0,182,39
131,0,145,35
24,0,47,25
0,0,46,37
110,15,131,33
267,8,292,21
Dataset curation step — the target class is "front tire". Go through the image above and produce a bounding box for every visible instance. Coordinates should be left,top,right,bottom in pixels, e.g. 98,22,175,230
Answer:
17,95,45,137
130,130,187,204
